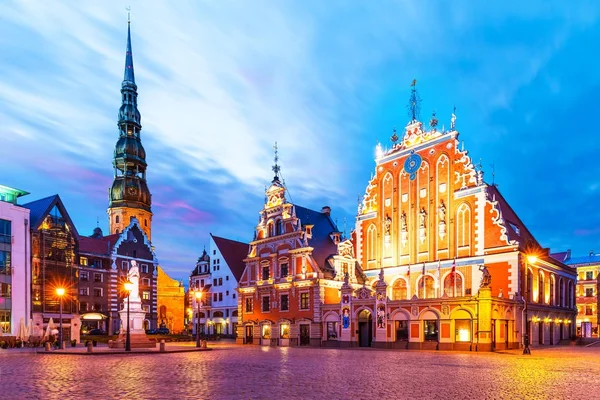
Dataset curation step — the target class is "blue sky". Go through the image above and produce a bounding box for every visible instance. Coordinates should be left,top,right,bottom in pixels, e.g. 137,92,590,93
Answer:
1,1,599,281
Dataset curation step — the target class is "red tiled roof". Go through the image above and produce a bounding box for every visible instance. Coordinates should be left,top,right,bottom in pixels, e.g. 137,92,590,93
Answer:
486,185,539,250
211,234,248,282
79,233,120,255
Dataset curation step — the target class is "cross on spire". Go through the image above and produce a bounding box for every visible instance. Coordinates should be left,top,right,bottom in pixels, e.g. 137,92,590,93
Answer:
272,142,281,181
407,79,421,122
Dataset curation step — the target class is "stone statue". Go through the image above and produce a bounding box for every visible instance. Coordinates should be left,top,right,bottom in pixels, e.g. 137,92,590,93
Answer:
479,265,491,288
419,208,427,228
343,272,349,285
127,260,141,302
401,212,407,232
384,214,392,235
378,268,385,282
438,200,446,223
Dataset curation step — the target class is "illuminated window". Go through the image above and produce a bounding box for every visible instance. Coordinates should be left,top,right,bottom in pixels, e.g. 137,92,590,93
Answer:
455,320,471,342
456,204,471,248
586,271,594,280
300,292,309,310
419,275,436,299
367,225,376,261
586,288,594,297
142,291,150,300
245,297,253,313
281,324,290,339
326,322,337,340
392,279,407,300
80,257,88,266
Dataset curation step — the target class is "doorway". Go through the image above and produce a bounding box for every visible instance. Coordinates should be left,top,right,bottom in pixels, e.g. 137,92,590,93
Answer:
549,322,554,344
358,310,373,347
538,322,543,345
245,325,253,344
300,324,310,345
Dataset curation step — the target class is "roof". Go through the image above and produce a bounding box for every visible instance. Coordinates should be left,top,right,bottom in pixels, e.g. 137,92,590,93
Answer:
79,234,120,256
22,194,80,237
486,185,539,250
564,254,600,267
211,234,248,282
22,195,56,229
294,205,340,273
549,251,570,263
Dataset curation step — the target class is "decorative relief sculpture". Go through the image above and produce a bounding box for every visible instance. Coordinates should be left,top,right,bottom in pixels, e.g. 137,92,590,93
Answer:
479,265,492,288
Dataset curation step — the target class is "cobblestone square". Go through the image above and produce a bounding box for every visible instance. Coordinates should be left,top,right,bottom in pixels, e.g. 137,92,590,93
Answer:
1,343,600,399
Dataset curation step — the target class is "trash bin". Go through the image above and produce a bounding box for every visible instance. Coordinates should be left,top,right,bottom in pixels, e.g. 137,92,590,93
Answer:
160,340,166,352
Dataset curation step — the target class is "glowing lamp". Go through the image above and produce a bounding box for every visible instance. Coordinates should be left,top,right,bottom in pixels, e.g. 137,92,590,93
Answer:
195,291,202,300
124,281,134,292
56,288,65,296
527,255,538,264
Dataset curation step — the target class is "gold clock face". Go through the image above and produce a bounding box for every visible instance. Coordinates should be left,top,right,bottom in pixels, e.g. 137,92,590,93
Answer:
127,186,138,196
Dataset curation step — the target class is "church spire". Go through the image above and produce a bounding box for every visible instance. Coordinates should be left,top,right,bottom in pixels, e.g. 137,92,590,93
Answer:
108,18,153,240
407,79,421,123
272,142,281,182
124,11,135,84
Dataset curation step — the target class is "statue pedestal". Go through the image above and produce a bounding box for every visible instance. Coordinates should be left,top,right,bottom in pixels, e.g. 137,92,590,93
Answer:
108,302,155,349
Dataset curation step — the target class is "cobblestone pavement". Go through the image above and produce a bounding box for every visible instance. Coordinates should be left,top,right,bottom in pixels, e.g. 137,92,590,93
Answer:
1,343,600,400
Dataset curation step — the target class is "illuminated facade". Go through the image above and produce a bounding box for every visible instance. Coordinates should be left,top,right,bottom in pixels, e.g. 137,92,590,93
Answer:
553,251,600,338
190,235,247,338
107,20,153,240
0,185,31,336
236,151,359,346
23,195,81,342
157,266,185,334
322,90,577,350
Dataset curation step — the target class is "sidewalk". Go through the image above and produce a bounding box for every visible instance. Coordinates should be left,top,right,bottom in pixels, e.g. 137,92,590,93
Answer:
37,341,213,355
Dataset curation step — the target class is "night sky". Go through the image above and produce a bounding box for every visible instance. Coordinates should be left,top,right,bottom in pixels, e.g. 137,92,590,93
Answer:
1,1,599,281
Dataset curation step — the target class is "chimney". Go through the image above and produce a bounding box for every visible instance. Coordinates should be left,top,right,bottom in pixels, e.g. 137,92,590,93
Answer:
321,206,331,216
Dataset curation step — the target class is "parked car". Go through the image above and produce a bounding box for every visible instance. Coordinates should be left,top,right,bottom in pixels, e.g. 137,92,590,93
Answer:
156,327,170,335
87,329,106,335
145,329,157,334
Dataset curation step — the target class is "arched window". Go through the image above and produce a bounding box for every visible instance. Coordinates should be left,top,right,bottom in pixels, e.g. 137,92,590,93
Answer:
392,279,408,300
276,219,283,235
115,215,120,224
443,273,463,297
267,221,274,237
549,275,555,305
456,204,471,249
527,269,534,303
568,281,574,308
538,271,545,304
144,219,148,227
367,225,376,261
559,278,564,307
419,275,435,299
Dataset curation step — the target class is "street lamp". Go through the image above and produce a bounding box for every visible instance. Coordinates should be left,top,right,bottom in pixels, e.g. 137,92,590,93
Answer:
56,287,65,349
523,255,537,355
124,280,134,352
195,291,202,347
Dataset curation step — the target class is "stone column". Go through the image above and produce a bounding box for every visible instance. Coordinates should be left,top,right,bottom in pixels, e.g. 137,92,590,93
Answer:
477,287,492,351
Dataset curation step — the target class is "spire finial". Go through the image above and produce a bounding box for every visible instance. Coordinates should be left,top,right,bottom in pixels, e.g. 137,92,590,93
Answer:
126,6,131,23
272,142,280,181
390,126,398,143
124,10,135,84
407,79,421,123
451,105,457,130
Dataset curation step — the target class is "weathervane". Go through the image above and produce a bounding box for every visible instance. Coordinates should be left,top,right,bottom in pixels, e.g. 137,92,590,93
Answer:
407,79,421,122
429,110,438,129
450,105,457,130
272,142,281,180
390,126,398,143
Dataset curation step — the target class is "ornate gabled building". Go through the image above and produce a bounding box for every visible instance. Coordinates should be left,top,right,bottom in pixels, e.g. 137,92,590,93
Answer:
108,19,152,240
324,84,577,350
236,148,363,346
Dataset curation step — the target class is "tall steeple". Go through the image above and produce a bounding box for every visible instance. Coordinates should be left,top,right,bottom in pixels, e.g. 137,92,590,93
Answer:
108,18,153,240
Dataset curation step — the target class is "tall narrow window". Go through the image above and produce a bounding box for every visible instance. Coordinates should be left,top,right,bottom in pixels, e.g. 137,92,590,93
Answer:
262,265,270,281
392,279,408,300
367,225,377,261
456,204,471,249
280,263,289,278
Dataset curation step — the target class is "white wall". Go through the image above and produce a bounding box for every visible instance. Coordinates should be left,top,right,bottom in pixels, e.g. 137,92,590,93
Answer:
0,201,30,336
208,236,240,334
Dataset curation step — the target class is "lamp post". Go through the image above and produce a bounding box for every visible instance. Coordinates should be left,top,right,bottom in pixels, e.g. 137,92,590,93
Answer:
124,281,134,352
195,291,202,347
56,287,65,349
523,255,537,355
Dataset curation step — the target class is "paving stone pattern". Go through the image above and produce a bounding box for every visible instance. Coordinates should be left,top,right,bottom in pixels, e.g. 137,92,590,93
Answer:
1,343,599,399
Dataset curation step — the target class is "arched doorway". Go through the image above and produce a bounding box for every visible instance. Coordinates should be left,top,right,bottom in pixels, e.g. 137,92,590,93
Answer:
358,309,373,347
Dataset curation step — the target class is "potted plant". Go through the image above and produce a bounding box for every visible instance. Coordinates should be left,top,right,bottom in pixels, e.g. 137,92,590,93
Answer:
15,339,22,348
71,340,77,347
0,341,6,349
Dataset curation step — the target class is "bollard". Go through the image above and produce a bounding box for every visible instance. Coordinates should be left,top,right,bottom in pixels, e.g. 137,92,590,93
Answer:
61,340,66,350
45,342,51,352
201,340,207,349
160,340,166,352
87,342,93,353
